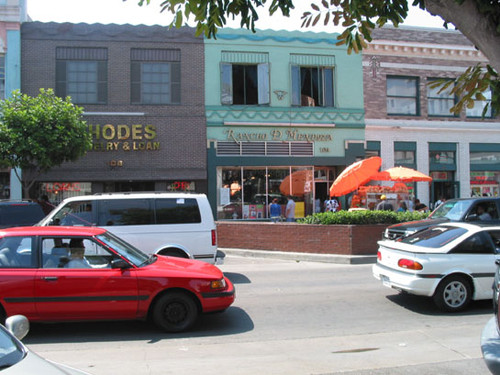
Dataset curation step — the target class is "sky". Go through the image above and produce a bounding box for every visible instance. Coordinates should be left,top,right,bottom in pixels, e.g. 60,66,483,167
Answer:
26,0,447,32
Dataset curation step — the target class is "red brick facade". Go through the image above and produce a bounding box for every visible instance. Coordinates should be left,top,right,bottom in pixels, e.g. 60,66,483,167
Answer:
216,222,386,256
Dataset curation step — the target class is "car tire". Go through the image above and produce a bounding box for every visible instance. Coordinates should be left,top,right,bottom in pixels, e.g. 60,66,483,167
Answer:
152,292,198,332
433,275,472,312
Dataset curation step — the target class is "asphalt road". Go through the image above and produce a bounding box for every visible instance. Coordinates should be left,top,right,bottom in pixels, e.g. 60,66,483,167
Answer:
24,255,493,375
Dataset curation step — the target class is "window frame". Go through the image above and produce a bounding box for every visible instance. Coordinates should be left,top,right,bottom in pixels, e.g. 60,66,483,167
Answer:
386,76,420,116
427,78,456,117
220,62,270,106
291,65,335,107
466,86,493,118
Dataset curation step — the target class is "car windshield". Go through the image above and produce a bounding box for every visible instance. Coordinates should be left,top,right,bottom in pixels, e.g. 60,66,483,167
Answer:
400,225,467,248
429,199,474,221
0,325,25,369
96,231,150,267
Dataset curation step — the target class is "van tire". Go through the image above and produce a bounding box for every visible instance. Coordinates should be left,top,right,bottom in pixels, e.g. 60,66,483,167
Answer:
152,292,198,332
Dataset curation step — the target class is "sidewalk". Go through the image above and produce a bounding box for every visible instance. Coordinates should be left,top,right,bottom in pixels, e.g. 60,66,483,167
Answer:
220,248,377,264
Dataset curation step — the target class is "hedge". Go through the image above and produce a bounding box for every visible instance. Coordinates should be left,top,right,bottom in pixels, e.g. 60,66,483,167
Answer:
298,210,430,225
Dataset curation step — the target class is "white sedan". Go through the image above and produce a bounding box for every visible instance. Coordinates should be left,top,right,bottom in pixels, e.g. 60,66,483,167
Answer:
373,222,500,312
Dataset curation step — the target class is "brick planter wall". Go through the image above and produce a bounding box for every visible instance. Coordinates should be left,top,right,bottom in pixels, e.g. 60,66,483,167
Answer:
216,222,386,255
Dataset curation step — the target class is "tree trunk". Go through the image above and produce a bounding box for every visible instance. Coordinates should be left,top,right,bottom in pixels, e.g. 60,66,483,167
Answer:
425,0,500,72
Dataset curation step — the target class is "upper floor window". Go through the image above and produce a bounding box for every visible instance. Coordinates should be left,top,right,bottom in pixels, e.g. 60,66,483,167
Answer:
131,48,181,105
56,47,108,104
466,87,492,118
291,66,334,107
427,78,455,117
221,63,269,105
387,76,419,115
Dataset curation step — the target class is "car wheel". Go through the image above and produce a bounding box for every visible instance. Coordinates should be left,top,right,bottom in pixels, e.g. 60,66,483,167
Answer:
161,249,189,258
152,292,198,332
433,275,472,312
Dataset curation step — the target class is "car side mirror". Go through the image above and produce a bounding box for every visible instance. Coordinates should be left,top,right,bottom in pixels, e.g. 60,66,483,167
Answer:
5,315,29,340
111,258,130,269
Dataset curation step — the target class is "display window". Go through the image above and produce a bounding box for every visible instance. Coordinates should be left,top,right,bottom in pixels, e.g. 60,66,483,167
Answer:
217,166,322,220
470,171,500,197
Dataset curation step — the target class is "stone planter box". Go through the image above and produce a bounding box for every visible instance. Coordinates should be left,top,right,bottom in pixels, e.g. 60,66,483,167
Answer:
216,221,386,256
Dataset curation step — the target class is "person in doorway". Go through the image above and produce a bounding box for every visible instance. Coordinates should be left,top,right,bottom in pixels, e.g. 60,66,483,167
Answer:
285,195,296,222
434,196,445,210
376,195,394,211
269,198,282,223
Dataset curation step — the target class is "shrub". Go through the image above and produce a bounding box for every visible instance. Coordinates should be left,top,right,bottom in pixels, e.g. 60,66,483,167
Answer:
297,210,430,225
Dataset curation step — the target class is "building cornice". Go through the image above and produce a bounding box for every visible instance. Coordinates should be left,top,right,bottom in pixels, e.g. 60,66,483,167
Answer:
364,40,486,62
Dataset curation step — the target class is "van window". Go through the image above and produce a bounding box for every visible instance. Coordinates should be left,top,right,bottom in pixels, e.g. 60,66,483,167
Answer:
155,198,201,224
97,199,152,226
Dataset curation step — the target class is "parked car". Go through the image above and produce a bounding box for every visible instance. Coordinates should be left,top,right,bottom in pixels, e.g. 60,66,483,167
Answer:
384,197,500,240
0,315,92,374
37,192,223,264
373,222,500,312
0,201,46,229
0,226,235,332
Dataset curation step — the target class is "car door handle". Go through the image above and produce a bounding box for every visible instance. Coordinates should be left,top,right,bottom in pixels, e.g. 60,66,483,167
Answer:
41,276,58,281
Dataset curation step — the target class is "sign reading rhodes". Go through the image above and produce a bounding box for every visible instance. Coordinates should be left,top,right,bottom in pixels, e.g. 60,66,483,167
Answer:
89,124,160,151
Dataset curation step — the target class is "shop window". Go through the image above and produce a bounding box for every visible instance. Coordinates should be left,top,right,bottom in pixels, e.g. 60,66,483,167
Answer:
466,87,493,118
386,76,419,115
430,151,455,164
291,66,334,107
470,152,500,165
427,78,455,116
56,47,108,104
394,150,415,165
221,63,269,105
131,48,181,105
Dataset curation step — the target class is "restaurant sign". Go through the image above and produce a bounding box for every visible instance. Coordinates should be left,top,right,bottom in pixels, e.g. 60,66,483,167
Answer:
89,124,160,151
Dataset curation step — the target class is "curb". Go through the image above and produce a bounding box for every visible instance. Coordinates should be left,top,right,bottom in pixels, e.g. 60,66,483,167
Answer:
220,248,377,265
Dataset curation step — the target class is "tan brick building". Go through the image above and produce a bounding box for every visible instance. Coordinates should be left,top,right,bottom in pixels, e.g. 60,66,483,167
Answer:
363,26,500,208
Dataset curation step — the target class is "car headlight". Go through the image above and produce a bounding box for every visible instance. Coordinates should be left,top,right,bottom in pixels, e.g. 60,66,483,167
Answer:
210,278,227,290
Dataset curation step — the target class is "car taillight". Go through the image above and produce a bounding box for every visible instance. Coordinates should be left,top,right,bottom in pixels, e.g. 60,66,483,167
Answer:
211,229,217,246
377,251,382,261
398,258,423,270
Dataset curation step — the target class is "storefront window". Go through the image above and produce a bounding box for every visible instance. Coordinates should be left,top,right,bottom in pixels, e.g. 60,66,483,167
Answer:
470,152,500,165
41,182,92,205
470,171,500,197
216,166,315,220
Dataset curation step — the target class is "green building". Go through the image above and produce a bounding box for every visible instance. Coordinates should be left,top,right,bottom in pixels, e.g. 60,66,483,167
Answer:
205,28,365,220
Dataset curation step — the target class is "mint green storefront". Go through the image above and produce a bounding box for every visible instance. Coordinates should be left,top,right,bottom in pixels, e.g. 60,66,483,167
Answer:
205,29,365,220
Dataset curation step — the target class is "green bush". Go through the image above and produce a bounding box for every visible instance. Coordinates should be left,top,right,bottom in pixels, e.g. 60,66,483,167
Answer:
297,210,430,225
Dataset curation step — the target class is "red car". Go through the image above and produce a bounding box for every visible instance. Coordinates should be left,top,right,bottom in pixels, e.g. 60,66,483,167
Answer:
0,226,235,332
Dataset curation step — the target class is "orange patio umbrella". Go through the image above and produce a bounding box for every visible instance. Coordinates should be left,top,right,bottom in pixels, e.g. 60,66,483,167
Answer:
279,169,314,197
329,156,382,197
371,166,432,182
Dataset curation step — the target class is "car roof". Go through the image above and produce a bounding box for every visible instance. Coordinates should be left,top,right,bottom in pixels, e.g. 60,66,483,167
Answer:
0,226,107,237
59,192,206,202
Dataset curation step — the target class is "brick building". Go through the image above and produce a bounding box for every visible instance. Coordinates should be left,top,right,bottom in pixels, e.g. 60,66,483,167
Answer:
21,22,207,203
363,26,500,208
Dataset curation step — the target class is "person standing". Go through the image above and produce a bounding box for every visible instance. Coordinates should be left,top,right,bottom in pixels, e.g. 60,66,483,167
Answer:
285,195,296,222
324,196,340,212
269,198,282,223
376,195,394,211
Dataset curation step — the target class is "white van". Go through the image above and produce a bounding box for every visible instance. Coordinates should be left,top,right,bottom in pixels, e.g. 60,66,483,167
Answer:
38,192,223,264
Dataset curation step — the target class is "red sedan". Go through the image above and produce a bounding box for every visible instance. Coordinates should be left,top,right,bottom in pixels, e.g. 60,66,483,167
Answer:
0,226,235,332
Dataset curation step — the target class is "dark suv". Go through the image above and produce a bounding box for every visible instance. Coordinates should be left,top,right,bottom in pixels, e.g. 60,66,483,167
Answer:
384,197,500,240
0,201,46,229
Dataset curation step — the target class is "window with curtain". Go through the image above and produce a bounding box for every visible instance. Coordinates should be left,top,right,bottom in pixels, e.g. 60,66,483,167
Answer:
221,63,269,105
427,78,455,116
291,66,334,107
466,87,492,118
